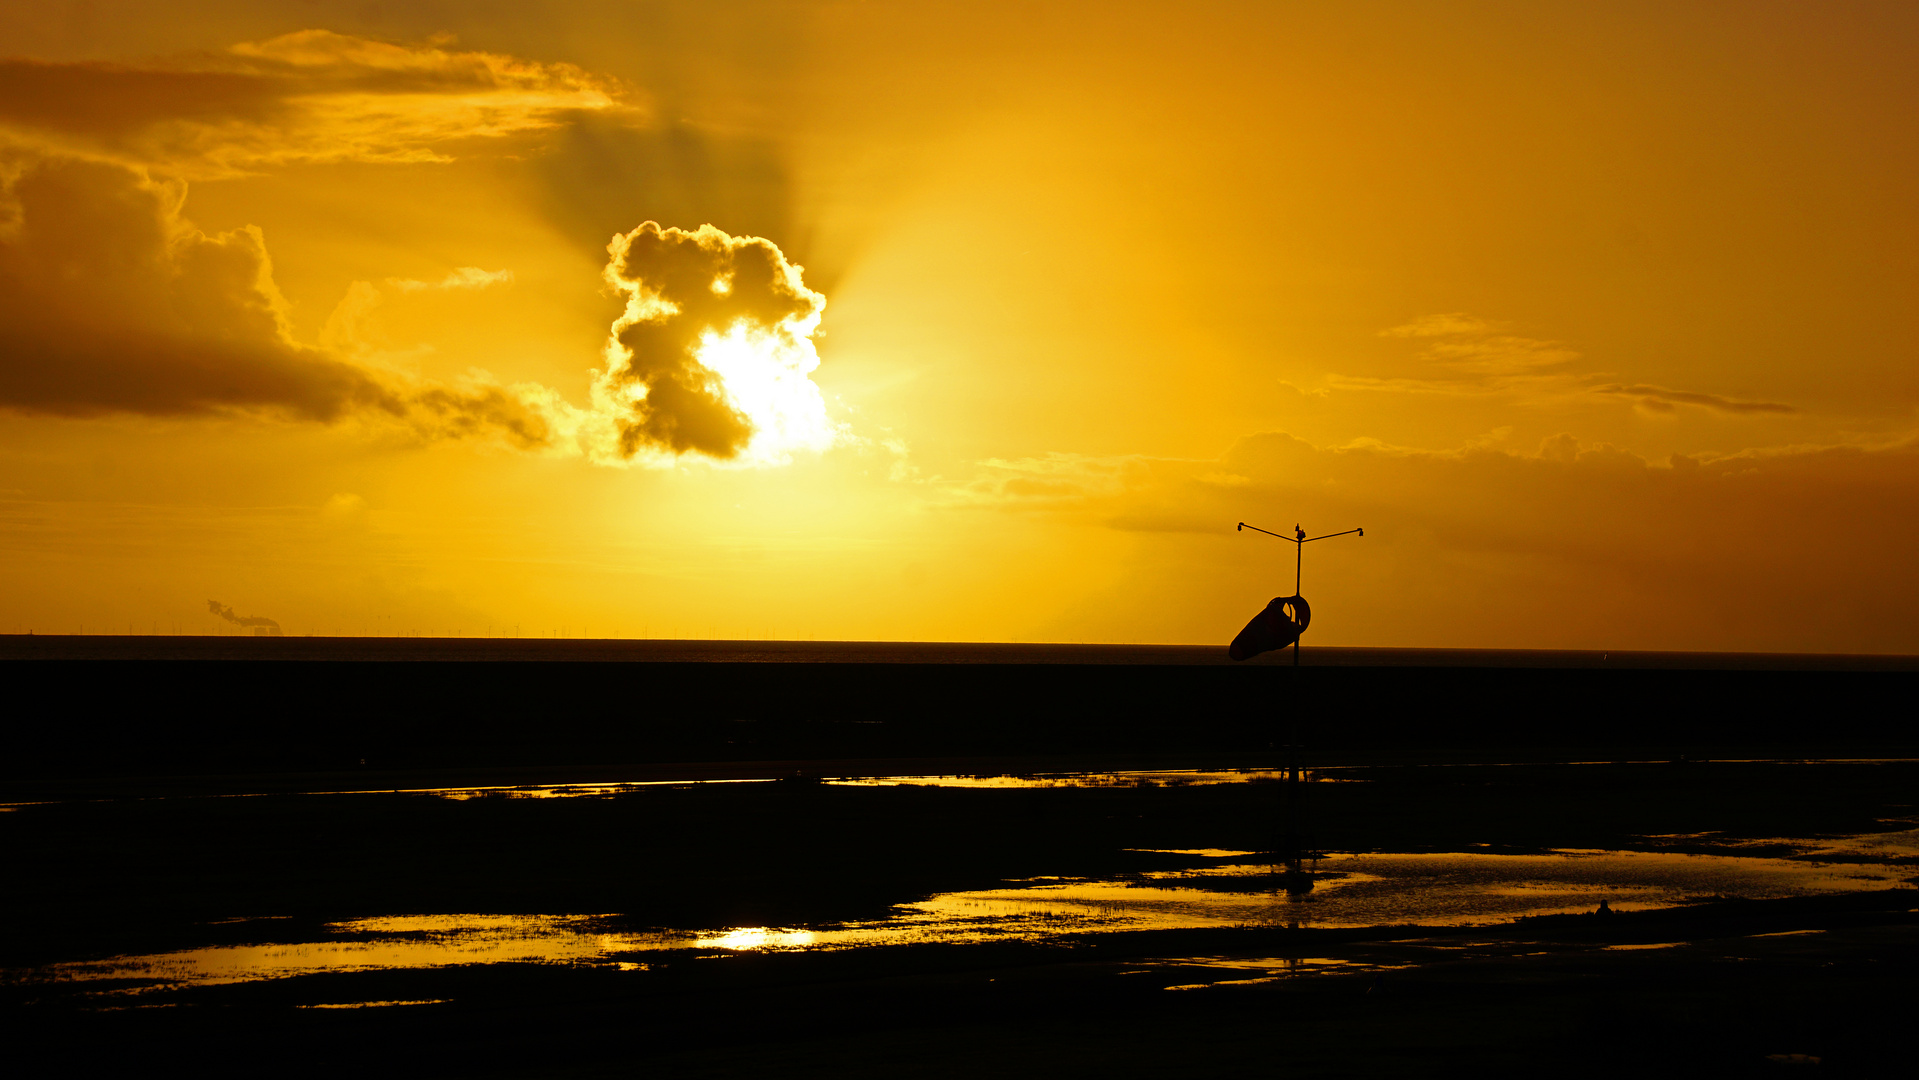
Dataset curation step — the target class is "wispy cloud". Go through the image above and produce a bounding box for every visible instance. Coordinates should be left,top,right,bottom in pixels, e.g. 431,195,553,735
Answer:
0,30,626,176
944,452,1158,508
1335,313,1800,417
1593,383,1797,415
1378,313,1509,338
389,267,515,293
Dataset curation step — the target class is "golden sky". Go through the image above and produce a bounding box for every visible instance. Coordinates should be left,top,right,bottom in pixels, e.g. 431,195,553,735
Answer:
2,1,1915,652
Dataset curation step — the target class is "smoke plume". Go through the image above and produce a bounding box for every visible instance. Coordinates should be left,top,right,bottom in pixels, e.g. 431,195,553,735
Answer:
208,600,280,632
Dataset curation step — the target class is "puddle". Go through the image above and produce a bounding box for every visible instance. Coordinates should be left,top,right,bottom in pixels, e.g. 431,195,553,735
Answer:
429,780,775,801
827,770,1300,789
895,848,1906,935
22,844,1911,1000
1126,849,1262,858
36,915,638,990
0,770,1332,810
1766,825,1919,862
1161,955,1379,990
298,999,450,1009
0,778,781,812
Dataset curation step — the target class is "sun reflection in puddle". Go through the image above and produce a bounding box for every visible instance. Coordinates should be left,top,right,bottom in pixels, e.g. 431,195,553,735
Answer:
695,928,818,950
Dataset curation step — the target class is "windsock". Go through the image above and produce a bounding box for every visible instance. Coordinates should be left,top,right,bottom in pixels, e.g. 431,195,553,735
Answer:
1228,595,1311,661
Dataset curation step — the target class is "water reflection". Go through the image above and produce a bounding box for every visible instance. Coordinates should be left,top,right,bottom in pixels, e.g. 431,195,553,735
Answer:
28,844,1909,998
1162,956,1383,990
827,769,1349,789
431,779,775,801
42,914,642,990
907,847,1905,934
299,999,450,1009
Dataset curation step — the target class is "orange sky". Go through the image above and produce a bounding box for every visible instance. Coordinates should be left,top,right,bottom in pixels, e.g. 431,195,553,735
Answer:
2,1,1915,652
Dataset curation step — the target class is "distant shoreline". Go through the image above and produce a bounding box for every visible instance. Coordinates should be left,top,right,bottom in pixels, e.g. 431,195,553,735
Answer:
1,633,1914,670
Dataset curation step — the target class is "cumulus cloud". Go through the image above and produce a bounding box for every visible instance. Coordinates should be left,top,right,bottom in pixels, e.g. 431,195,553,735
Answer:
0,30,623,176
0,154,548,445
0,36,847,471
0,151,843,467
585,221,837,464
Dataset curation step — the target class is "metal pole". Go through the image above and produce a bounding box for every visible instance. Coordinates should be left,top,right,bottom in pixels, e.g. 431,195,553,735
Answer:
1237,522,1364,894
1294,540,1302,667
1289,531,1300,873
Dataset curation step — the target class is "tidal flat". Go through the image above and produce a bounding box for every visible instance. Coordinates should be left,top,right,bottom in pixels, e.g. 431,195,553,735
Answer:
5,756,1917,1076
3,641,1915,1075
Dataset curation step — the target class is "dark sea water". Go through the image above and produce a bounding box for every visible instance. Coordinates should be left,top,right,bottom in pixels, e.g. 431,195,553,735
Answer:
3,634,1916,669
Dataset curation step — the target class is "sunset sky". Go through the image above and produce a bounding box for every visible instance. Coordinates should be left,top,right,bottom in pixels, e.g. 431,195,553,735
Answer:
2,1,1914,652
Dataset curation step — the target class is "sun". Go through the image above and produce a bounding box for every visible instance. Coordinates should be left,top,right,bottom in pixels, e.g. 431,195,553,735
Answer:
581,222,844,468
694,318,837,466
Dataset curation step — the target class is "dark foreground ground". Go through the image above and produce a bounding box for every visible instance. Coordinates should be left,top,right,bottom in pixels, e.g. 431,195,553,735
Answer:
5,635,1917,779
3,639,1916,1075
13,900,1917,1078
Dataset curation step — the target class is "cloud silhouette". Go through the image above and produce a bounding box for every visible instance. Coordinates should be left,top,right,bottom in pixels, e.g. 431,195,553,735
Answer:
594,221,833,461
0,37,843,469
0,155,548,445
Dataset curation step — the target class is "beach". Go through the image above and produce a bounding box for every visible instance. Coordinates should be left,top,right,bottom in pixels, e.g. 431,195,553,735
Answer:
3,637,1915,1073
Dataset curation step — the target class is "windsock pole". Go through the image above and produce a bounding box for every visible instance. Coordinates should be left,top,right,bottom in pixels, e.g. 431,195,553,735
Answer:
1236,523,1362,668
1293,541,1302,667
1236,521,1365,891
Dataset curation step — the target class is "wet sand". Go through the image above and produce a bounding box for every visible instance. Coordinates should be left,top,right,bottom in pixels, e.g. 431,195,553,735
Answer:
6,757,1917,1075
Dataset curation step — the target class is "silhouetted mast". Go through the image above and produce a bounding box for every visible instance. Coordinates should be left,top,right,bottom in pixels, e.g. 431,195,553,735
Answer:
1235,522,1362,666
1234,520,1365,895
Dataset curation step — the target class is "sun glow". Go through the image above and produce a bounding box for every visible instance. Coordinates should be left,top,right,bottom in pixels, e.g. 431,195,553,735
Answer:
582,222,842,467
694,320,838,465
